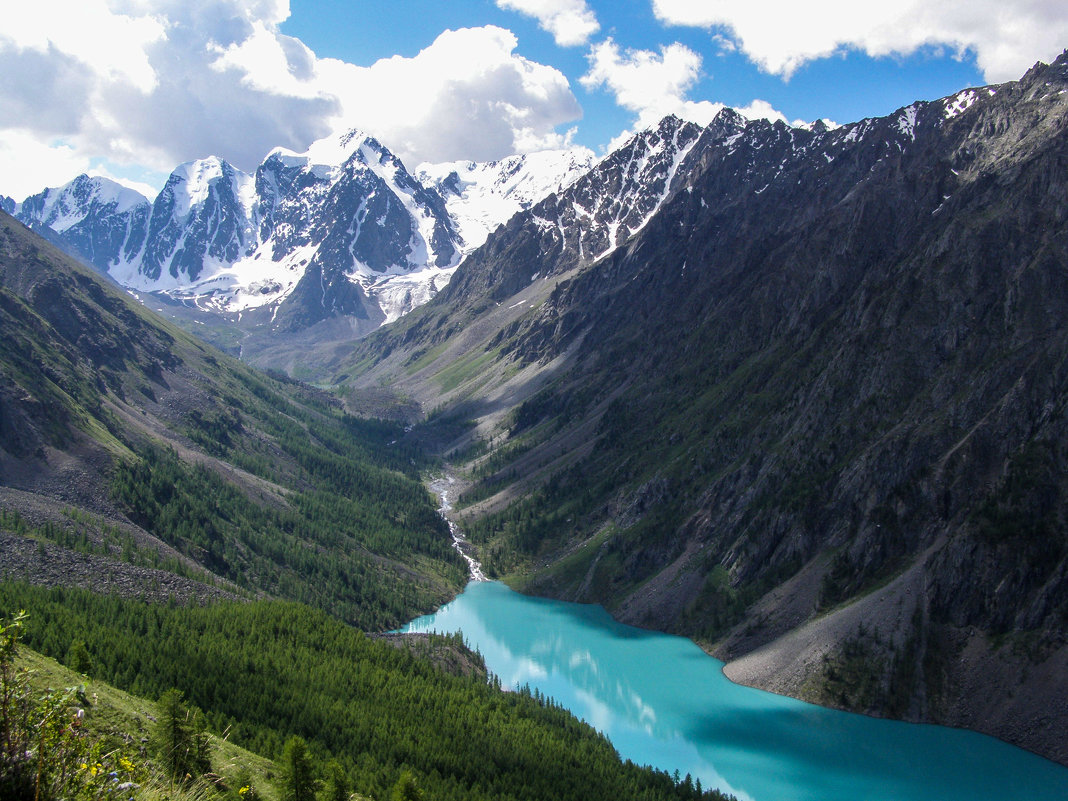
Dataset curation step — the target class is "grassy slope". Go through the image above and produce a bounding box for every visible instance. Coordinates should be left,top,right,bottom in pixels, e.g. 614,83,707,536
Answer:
18,645,281,800
3,586,730,801
0,209,464,630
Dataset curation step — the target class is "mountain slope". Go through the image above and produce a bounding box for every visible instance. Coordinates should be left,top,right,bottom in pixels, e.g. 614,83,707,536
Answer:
17,175,151,274
12,137,596,367
340,53,1068,764
0,209,464,629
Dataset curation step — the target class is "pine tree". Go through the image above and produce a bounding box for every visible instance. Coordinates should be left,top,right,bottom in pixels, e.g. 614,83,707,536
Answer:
152,688,211,782
279,735,316,801
391,769,423,801
319,759,348,801
66,641,92,676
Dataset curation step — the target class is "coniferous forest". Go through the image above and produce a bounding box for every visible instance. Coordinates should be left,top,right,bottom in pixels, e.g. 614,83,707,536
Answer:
0,585,729,801
0,213,734,800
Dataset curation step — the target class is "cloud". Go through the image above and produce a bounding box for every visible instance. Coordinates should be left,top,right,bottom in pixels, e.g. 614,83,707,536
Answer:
582,39,704,120
0,131,93,200
650,0,1068,81
581,38,793,145
3,0,165,92
496,0,600,47
734,99,807,127
0,2,582,199
273,26,583,166
0,1,337,197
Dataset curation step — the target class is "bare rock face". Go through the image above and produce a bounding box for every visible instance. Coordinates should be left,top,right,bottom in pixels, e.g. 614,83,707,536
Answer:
12,134,593,347
0,531,237,606
347,52,1068,764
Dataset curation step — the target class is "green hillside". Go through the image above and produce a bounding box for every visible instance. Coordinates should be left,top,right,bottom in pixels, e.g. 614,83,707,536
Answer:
13,636,280,801
0,209,463,629
1,591,729,801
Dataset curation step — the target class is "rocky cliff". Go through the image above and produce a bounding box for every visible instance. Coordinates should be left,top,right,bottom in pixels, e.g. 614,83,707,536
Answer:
342,52,1068,764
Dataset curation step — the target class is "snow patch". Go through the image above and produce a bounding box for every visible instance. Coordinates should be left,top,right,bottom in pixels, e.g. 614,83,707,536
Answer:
416,148,594,252
170,157,226,219
897,104,919,140
944,90,979,119
20,176,149,233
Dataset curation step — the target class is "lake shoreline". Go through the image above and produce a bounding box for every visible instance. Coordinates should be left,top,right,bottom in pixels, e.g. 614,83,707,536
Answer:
403,580,1068,801
421,472,1067,772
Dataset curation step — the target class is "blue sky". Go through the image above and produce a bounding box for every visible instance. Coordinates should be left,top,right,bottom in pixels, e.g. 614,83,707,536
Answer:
0,1,1064,199
281,0,984,155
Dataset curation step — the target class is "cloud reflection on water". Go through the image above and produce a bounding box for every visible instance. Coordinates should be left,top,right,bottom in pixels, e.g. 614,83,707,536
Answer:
403,581,1068,801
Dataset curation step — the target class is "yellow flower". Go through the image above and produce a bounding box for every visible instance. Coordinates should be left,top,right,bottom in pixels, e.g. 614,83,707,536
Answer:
239,785,250,795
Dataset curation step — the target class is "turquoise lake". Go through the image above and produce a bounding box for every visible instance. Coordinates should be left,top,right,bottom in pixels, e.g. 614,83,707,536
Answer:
403,580,1068,801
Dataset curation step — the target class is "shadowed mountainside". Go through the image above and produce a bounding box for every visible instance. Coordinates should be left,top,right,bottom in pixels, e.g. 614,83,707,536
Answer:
338,53,1068,764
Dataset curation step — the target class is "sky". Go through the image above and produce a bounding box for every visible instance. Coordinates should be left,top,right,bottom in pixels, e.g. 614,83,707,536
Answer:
1,0,1065,201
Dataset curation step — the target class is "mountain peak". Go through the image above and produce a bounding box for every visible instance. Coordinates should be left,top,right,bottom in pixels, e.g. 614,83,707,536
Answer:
299,128,379,170
20,174,149,232
415,147,596,252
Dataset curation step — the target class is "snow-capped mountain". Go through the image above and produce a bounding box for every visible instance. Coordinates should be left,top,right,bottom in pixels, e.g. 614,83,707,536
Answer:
10,130,596,333
441,113,738,303
266,131,464,330
416,148,594,252
130,157,257,288
16,175,151,274
107,133,466,328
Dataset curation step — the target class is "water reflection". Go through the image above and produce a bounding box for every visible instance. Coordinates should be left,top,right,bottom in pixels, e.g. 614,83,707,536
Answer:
403,581,1068,801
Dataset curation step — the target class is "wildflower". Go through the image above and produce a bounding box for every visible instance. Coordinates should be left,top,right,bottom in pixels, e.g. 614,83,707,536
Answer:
239,785,251,795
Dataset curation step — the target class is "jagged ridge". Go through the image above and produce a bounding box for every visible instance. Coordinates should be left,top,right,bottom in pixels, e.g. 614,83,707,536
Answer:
341,51,1068,765
13,134,594,336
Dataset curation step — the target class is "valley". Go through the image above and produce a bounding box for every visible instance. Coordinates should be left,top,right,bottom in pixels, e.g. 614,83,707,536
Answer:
2,41,1068,801
336,51,1068,767
0,207,733,801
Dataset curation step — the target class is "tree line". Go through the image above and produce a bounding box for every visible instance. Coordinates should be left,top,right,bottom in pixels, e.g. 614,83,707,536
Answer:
0,584,733,801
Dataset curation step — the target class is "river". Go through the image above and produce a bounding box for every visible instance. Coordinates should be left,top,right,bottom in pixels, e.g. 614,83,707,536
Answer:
403,580,1068,801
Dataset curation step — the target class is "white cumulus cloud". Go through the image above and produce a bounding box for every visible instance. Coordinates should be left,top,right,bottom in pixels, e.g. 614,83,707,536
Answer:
496,0,600,47
582,38,793,146
2,0,165,93
0,2,582,200
0,132,93,201
650,0,1068,81
582,39,704,120
276,26,583,166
